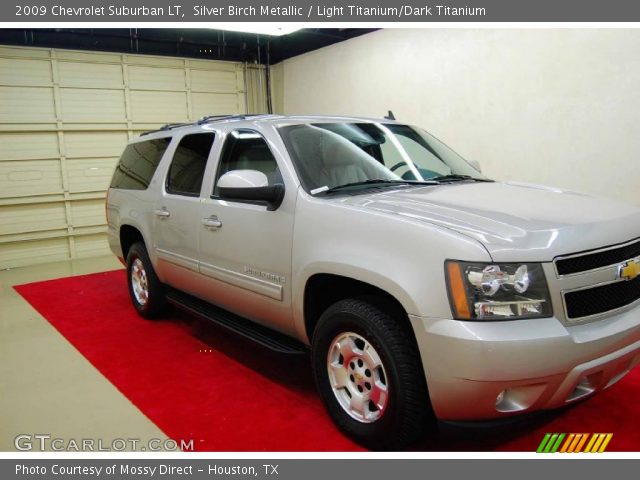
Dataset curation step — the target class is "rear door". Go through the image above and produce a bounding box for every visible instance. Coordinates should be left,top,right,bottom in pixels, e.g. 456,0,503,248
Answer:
152,132,216,288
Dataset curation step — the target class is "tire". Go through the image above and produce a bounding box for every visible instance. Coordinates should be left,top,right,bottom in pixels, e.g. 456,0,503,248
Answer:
312,298,435,450
126,241,167,319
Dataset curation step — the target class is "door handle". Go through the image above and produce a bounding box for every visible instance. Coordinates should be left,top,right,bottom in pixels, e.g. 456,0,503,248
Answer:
201,216,222,229
154,208,170,218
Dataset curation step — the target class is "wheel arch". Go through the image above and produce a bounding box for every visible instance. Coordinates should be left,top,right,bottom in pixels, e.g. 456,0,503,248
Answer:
119,224,146,260
300,270,419,345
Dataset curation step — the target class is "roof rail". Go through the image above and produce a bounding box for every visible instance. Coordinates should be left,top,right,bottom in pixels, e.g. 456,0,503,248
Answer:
197,113,278,125
196,114,238,124
140,114,274,136
139,121,191,136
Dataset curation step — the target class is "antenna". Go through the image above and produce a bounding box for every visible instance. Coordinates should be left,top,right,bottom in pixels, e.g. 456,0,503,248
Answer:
384,110,396,120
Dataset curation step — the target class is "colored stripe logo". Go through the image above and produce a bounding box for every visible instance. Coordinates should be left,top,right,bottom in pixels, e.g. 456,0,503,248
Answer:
536,433,613,453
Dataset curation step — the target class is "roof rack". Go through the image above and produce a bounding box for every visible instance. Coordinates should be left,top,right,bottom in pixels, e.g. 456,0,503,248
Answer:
140,114,276,136
139,121,192,136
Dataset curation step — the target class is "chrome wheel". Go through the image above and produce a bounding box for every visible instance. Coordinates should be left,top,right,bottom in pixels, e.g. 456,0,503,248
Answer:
327,332,389,423
131,258,149,306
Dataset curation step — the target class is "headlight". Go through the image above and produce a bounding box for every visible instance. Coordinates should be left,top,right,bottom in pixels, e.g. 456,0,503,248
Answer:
445,261,552,320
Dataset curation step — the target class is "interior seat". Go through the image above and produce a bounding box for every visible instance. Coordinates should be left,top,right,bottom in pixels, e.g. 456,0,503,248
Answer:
321,135,373,186
235,143,281,184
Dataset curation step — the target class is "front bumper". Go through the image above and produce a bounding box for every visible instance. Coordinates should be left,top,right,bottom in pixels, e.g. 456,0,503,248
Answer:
410,303,640,420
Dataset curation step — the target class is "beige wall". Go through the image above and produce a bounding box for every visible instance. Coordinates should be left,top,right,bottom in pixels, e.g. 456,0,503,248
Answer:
274,29,640,206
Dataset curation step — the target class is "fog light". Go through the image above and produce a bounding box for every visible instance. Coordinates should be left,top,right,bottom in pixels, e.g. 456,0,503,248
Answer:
494,384,547,413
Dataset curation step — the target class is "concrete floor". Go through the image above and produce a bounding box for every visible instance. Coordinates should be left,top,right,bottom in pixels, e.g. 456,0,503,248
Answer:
0,256,168,451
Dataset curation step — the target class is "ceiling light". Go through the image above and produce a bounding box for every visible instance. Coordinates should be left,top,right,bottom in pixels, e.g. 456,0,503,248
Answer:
207,26,301,37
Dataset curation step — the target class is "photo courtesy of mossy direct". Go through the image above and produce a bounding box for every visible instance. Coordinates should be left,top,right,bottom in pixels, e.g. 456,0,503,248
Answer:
14,464,196,476
6,460,639,480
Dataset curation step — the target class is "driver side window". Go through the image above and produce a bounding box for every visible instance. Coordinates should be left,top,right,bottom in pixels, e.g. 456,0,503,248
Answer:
213,129,282,197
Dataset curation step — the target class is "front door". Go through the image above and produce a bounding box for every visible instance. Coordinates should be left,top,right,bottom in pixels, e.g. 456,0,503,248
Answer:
196,128,295,335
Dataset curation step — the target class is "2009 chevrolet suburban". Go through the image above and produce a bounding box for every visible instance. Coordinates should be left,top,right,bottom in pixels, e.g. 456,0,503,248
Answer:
106,114,640,449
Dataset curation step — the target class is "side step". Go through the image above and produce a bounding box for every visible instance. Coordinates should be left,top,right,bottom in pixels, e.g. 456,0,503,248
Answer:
165,288,307,355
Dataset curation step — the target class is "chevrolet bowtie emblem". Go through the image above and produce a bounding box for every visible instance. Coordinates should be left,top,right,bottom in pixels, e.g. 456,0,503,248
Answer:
617,259,640,281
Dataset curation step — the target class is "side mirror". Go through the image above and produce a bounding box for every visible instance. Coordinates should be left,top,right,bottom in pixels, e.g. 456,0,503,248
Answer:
217,170,284,211
469,159,482,173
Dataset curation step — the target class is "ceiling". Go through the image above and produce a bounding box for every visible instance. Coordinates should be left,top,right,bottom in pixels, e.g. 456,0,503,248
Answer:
0,28,378,65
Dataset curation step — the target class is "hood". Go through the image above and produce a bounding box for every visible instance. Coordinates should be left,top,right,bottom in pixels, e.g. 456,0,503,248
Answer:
338,181,640,262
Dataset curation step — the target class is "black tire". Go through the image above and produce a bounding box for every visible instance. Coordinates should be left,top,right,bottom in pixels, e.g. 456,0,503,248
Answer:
126,241,167,319
312,298,435,450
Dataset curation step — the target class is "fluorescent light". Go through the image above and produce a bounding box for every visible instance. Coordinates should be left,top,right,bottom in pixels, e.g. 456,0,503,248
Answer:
207,25,301,36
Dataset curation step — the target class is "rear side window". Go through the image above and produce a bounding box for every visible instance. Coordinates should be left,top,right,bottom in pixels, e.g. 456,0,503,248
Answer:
110,138,171,190
166,133,215,196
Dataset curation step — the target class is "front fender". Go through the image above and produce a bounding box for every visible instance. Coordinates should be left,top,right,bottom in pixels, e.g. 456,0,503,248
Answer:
293,262,421,342
291,194,491,342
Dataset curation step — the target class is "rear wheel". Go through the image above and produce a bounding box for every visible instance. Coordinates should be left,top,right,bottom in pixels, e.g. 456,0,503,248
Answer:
126,242,166,319
312,298,435,449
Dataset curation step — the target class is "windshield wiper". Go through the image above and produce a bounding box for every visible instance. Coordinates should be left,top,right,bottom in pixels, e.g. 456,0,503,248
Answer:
429,174,493,183
320,179,438,195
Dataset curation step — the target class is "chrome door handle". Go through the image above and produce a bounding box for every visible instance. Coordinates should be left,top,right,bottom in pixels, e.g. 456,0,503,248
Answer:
201,216,222,229
154,209,170,218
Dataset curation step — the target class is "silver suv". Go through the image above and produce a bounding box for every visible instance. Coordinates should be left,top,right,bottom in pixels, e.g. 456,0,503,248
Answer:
107,114,640,449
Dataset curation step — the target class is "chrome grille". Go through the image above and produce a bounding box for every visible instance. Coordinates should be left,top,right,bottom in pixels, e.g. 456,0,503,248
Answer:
564,276,640,319
555,237,640,276
553,238,640,321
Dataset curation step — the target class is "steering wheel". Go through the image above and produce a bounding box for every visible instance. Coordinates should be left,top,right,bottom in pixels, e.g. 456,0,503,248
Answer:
390,161,408,172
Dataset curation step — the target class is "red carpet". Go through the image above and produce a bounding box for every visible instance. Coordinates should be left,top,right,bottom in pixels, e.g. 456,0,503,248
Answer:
14,270,640,451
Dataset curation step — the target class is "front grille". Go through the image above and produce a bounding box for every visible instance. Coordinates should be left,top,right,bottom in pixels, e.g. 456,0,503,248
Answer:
564,276,640,319
555,238,640,275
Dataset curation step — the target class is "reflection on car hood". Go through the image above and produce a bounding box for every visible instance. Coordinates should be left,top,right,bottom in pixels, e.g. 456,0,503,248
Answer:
338,181,640,261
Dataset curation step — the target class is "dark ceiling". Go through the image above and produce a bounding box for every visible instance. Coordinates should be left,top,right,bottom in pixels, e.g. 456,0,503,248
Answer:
0,28,377,65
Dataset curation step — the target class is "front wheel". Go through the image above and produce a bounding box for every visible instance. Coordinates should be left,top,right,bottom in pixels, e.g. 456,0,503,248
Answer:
312,298,435,449
126,242,167,319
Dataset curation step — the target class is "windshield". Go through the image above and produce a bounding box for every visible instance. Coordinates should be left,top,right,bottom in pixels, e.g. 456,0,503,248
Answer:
278,122,487,194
